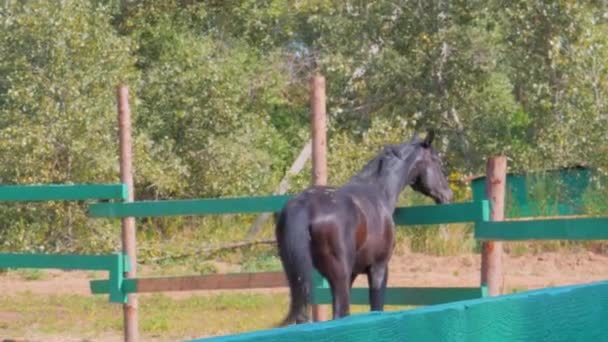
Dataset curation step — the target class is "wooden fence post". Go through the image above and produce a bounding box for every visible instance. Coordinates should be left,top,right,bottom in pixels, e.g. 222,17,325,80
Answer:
310,73,329,321
118,85,138,342
481,156,506,296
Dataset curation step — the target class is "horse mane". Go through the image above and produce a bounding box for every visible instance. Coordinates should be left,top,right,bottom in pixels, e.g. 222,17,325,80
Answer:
348,140,419,185
348,150,386,183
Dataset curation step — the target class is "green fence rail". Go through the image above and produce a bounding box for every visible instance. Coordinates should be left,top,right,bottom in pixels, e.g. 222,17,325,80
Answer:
476,217,608,240
190,280,608,342
313,286,487,306
0,253,129,303
89,196,490,226
0,184,127,202
88,195,292,218
393,200,489,225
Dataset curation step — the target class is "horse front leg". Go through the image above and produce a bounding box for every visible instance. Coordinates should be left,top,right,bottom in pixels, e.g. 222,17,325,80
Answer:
367,264,388,311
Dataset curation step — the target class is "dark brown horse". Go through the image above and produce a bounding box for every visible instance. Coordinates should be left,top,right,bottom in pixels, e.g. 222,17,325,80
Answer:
275,131,453,325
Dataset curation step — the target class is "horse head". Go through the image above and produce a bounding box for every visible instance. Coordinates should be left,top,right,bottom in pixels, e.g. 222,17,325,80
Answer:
399,130,453,204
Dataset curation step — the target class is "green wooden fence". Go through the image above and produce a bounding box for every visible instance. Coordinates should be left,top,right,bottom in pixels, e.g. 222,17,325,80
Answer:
86,193,608,308
4,182,608,342
181,182,608,342
1,183,491,306
88,197,491,306
0,184,129,303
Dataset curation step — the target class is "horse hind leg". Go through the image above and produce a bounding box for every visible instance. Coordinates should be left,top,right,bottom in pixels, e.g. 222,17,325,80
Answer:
295,304,310,324
328,252,357,319
315,250,353,320
310,222,354,320
329,271,352,319
367,264,388,312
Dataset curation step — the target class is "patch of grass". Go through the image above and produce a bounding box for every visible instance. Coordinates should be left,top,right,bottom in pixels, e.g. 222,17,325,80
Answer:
0,292,122,338
400,223,476,256
194,262,219,275
16,269,46,281
87,270,105,279
0,291,416,340
0,291,289,340
241,254,282,272
506,242,529,257
138,293,290,337
509,286,528,294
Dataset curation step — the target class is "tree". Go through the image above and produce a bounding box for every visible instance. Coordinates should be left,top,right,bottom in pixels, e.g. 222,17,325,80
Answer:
0,1,137,251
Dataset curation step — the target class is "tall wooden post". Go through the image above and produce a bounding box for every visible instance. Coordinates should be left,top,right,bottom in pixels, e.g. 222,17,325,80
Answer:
118,85,138,342
310,74,327,186
481,156,506,296
310,73,329,321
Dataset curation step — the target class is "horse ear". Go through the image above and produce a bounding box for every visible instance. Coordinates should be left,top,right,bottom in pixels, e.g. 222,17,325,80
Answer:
376,158,384,174
388,145,403,158
422,130,435,147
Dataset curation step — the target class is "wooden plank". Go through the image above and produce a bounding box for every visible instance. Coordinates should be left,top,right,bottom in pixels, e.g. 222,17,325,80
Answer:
0,252,128,303
88,195,292,218
507,214,588,221
475,217,608,240
246,140,312,239
189,280,608,342
0,184,127,202
310,73,329,322
313,287,485,306
91,278,136,295
393,201,489,225
89,195,487,227
90,272,288,294
117,84,138,341
90,272,484,305
138,272,288,292
0,253,123,271
481,156,506,296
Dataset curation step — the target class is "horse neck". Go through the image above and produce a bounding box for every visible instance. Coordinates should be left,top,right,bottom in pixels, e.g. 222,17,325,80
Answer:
377,163,416,211
348,153,419,211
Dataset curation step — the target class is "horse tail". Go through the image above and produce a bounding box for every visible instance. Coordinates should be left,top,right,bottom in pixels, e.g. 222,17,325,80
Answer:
275,204,313,326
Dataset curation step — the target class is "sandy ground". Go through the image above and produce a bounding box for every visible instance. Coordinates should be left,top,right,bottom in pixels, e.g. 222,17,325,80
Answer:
1,251,607,341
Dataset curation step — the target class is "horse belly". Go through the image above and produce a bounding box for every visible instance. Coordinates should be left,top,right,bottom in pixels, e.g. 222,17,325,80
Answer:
353,248,373,274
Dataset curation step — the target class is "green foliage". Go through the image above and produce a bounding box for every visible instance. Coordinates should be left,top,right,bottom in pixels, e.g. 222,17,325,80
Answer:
1,0,608,254
0,2,137,252
15,268,46,281
129,2,307,197
0,1,135,184
241,253,282,272
193,261,218,275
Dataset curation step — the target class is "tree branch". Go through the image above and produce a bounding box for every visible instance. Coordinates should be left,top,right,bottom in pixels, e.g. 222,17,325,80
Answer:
143,239,277,264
